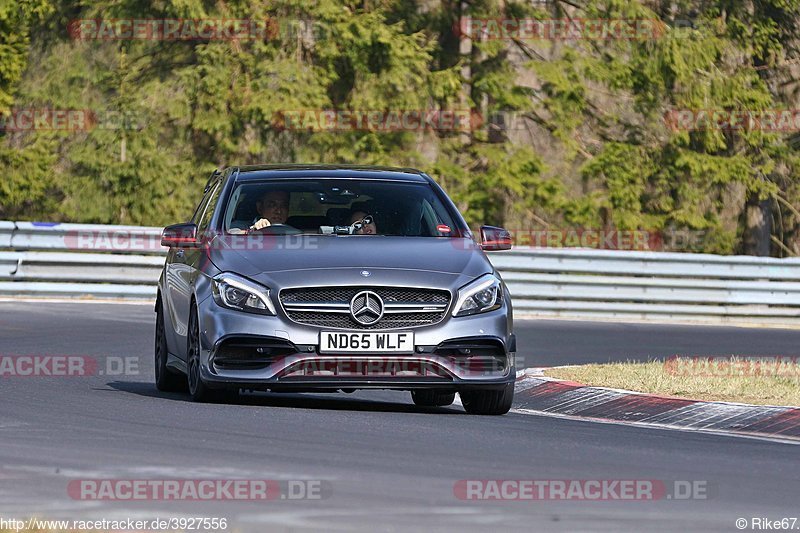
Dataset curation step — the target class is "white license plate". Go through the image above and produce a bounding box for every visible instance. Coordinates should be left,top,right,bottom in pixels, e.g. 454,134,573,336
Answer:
319,331,415,354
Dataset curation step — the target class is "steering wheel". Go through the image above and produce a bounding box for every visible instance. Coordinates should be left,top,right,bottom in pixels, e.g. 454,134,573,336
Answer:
250,224,302,236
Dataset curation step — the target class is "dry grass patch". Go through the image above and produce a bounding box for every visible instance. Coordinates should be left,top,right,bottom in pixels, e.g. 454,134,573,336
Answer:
544,357,800,407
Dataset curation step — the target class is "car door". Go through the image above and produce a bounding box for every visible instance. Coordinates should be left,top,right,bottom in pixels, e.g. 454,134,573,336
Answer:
180,176,223,332
165,173,221,358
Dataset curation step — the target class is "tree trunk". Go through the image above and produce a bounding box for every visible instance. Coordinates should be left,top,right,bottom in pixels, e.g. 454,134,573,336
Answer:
742,194,772,256
459,0,472,145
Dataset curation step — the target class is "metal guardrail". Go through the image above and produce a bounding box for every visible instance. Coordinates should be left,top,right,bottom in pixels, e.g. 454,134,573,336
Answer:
10,221,163,254
490,249,800,323
0,221,14,248
2,221,800,325
0,222,164,299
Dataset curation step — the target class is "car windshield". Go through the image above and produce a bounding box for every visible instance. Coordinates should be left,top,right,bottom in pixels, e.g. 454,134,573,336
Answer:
223,179,463,237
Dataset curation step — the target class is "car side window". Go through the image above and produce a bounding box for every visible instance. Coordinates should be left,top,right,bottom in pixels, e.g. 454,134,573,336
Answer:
197,181,222,232
190,171,221,224
190,191,210,224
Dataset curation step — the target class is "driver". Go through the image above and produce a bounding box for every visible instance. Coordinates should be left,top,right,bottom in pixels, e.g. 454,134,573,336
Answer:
250,190,290,231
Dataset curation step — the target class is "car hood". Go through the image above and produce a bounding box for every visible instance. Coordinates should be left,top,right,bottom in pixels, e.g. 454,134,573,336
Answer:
208,235,492,288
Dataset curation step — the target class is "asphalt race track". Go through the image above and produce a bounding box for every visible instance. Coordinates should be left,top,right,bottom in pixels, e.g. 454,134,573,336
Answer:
518,318,800,367
1,301,799,532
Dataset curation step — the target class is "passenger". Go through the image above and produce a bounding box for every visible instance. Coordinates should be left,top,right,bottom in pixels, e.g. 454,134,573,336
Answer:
349,210,377,235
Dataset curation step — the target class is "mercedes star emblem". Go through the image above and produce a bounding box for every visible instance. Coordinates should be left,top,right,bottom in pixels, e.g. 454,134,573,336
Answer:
350,290,384,325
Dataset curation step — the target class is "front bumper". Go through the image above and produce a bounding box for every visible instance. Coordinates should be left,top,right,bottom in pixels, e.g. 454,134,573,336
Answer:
196,295,515,391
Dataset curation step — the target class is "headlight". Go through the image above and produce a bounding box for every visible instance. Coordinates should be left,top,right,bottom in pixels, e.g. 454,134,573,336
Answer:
453,273,503,317
211,273,276,315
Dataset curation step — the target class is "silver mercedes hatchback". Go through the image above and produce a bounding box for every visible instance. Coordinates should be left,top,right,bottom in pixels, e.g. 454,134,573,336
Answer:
155,165,516,414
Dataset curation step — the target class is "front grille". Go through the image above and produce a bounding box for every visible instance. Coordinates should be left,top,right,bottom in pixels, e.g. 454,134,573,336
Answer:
285,311,445,330
280,286,451,330
281,288,450,305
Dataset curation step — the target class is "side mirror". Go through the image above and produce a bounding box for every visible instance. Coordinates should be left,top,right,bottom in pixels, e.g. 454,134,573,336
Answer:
480,225,512,251
161,223,200,248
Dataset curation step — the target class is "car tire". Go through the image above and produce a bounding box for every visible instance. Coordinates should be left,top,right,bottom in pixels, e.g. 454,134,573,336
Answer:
461,382,514,415
154,298,187,392
411,390,456,407
186,303,219,403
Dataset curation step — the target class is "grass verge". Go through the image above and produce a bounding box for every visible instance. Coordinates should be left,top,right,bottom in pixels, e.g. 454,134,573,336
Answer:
543,357,800,407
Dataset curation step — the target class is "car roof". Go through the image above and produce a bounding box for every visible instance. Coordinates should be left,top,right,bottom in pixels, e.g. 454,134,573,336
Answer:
229,164,429,183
